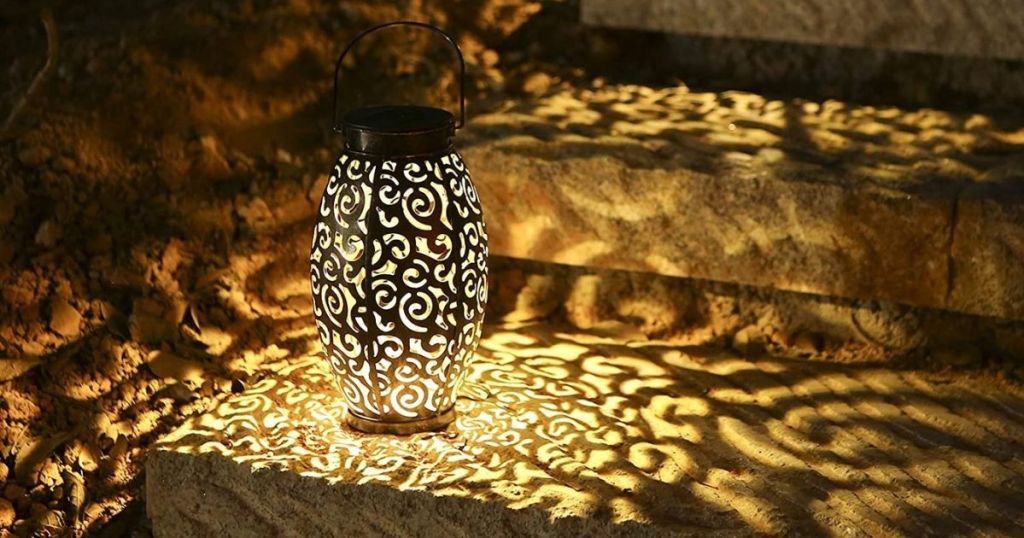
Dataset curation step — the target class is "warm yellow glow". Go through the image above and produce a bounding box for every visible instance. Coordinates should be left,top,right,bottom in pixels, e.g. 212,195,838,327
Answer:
156,323,1024,533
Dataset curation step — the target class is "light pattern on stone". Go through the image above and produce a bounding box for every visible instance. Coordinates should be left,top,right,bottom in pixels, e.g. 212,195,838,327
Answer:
309,151,488,424
153,324,1024,535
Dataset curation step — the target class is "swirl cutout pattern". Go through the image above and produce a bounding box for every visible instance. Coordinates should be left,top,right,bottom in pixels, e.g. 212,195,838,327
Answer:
310,151,488,424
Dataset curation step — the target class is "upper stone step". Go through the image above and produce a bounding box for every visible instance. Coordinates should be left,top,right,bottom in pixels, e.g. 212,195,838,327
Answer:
582,0,1024,60
461,84,1024,321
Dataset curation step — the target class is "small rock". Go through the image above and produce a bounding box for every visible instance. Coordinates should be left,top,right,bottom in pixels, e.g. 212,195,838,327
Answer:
108,435,128,461
0,359,41,382
4,483,25,502
521,72,552,96
0,498,14,527
237,197,274,229
70,440,100,473
147,350,206,386
195,135,233,180
793,331,823,355
34,220,61,248
63,471,85,519
12,518,31,537
49,298,82,338
156,382,199,404
731,326,764,353
17,145,51,167
36,460,62,488
36,508,61,529
14,433,71,484
83,502,105,524
589,320,647,342
129,313,177,344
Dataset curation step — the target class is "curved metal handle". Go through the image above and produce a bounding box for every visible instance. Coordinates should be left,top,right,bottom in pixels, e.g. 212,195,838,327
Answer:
332,21,466,132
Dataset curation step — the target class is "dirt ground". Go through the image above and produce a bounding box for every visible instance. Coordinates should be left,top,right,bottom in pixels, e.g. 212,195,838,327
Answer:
1,1,1022,536
0,1,614,535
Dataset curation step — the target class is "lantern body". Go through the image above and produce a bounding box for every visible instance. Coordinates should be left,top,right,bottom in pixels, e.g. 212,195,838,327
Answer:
310,143,488,433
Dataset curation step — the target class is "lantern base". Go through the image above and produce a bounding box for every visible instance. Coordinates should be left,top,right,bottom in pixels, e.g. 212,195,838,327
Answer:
345,407,455,435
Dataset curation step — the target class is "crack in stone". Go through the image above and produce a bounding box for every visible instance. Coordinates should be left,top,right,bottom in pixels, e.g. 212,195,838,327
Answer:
944,192,963,308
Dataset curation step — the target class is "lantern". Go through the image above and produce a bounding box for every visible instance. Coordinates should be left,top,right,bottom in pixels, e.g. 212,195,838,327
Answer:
310,22,488,434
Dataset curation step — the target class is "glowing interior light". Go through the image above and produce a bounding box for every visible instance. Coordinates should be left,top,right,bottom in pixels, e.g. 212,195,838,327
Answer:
311,152,488,434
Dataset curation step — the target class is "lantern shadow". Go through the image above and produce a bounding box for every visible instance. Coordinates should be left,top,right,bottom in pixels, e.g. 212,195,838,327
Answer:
154,322,1024,535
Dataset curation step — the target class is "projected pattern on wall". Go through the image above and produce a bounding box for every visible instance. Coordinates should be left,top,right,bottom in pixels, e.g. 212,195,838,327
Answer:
310,152,488,423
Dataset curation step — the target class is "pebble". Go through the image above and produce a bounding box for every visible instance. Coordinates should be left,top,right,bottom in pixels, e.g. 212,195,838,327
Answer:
83,502,105,524
0,357,39,383
71,441,99,473
147,350,206,386
4,483,26,502
49,298,82,338
0,498,14,527
34,220,61,248
36,508,62,530
129,312,177,344
237,197,274,229
731,325,764,353
196,135,233,180
64,471,85,519
793,331,824,355
36,460,62,488
17,145,52,167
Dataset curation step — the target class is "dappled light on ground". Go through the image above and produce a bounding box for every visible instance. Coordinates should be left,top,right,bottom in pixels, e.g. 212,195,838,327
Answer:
157,323,1024,536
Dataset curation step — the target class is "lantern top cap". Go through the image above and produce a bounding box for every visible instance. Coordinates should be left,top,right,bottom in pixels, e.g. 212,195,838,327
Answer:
343,105,454,135
341,105,455,156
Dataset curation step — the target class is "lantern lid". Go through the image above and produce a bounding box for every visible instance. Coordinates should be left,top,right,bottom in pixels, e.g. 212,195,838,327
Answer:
341,105,455,157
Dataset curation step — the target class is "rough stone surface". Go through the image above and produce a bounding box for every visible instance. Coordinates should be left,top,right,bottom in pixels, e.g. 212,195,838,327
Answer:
461,84,1024,320
148,323,1024,537
949,191,1024,321
48,298,82,338
582,0,1024,60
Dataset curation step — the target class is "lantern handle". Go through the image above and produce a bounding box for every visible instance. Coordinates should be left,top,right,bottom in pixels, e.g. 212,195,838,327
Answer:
332,21,466,132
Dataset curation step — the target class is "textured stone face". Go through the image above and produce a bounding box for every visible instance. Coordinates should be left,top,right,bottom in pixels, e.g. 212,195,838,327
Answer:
582,0,1024,60
949,189,1024,318
147,323,1024,537
459,84,1024,320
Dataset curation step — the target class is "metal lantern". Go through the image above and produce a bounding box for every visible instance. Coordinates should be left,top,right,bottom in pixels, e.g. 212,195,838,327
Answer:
310,22,488,434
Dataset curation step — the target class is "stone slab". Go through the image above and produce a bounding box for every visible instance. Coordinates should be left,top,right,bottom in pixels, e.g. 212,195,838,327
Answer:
459,85,1024,320
147,323,1024,537
581,0,1024,60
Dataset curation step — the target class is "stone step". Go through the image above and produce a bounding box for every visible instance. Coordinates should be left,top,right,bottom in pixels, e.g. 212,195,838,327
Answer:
460,84,1024,321
147,323,1024,537
582,0,1024,60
